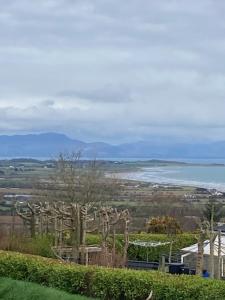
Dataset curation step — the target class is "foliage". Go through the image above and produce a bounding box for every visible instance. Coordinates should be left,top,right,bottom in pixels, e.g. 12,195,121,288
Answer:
1,251,225,299
0,277,95,300
146,216,182,234
123,233,196,262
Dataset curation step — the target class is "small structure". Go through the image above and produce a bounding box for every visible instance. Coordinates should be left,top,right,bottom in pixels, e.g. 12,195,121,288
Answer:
181,235,225,276
52,246,102,265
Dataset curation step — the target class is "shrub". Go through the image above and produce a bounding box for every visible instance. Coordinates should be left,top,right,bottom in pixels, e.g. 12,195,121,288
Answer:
0,251,225,299
146,216,182,234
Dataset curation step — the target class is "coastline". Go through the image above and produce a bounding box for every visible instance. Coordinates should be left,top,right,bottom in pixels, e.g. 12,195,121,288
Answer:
112,168,225,192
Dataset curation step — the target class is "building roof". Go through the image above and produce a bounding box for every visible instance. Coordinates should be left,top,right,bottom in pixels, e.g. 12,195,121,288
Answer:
181,235,225,257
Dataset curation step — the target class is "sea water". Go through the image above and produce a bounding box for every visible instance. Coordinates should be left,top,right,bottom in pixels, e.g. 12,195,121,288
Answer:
120,163,225,192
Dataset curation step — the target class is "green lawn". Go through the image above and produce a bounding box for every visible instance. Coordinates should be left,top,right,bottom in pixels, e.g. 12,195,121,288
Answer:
0,277,96,300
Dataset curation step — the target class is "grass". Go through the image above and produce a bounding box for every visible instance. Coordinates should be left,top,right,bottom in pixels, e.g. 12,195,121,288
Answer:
0,277,96,300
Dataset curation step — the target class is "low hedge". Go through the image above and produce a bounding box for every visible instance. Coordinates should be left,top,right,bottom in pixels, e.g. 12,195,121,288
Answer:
1,251,225,299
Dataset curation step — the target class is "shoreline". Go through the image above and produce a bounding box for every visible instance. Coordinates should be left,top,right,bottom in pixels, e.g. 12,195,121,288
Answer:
112,170,225,193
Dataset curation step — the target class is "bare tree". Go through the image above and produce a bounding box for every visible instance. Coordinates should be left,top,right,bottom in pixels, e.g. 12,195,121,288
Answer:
196,221,209,276
46,152,120,262
98,207,130,266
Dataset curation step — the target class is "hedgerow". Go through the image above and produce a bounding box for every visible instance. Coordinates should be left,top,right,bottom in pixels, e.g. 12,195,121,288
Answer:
0,251,225,299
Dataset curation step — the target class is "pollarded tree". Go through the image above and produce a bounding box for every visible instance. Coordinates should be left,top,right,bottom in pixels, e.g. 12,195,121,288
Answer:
98,207,131,266
15,201,41,238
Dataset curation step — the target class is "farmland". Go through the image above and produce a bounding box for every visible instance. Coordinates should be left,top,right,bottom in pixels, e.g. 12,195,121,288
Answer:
0,158,222,233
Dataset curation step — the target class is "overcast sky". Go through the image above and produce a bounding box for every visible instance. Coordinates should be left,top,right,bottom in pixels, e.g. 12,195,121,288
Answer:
1,0,225,143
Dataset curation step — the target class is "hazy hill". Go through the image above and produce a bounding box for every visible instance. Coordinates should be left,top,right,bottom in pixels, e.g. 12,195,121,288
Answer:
0,133,225,159
0,133,117,158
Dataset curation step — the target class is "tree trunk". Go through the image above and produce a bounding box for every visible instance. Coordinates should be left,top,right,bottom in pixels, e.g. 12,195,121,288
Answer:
101,218,109,266
46,216,49,234
71,229,79,262
196,234,204,276
217,230,222,279
123,220,129,267
112,227,116,266
209,205,215,278
59,218,63,257
54,217,58,247
71,205,80,263
169,241,173,264
30,215,36,238
38,214,43,235
80,205,87,264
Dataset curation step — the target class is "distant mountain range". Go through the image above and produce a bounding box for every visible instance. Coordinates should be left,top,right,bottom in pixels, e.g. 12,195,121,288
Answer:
0,132,225,159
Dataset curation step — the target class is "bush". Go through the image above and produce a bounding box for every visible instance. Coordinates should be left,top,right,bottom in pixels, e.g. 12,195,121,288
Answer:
0,251,225,299
146,216,182,234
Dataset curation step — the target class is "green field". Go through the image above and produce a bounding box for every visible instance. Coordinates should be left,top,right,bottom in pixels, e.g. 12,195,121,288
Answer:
0,277,96,300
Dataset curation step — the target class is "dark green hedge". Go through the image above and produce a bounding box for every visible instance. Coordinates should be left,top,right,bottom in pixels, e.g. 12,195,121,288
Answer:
0,251,225,300
117,233,196,262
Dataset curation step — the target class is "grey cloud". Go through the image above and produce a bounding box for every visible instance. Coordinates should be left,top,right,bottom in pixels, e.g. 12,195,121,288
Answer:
57,84,132,103
0,0,225,142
